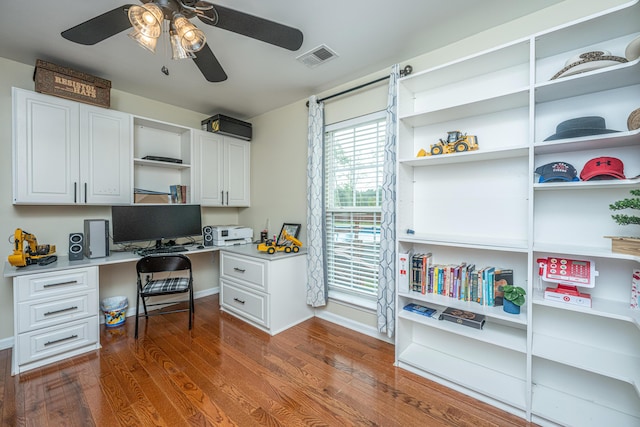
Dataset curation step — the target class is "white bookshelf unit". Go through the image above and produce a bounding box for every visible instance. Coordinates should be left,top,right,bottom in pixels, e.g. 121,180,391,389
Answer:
395,1,640,425
133,116,193,203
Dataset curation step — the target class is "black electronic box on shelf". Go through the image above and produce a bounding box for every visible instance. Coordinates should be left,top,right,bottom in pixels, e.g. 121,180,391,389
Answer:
142,155,183,164
201,114,252,141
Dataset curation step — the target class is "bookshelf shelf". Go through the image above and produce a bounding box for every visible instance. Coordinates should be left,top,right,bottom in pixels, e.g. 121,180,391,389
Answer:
398,342,527,411
532,290,640,328
400,88,529,128
399,145,529,167
395,1,640,425
397,234,528,252
400,291,528,326
133,158,191,170
532,333,640,392
399,310,527,352
531,383,640,427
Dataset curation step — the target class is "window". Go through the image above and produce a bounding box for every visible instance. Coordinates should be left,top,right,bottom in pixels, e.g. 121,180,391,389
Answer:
324,111,386,299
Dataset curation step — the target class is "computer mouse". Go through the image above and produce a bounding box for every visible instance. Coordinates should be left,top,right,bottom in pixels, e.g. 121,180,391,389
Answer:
197,245,205,249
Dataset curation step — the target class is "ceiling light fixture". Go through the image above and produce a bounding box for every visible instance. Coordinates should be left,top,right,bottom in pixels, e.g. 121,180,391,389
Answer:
62,0,305,83
127,2,206,60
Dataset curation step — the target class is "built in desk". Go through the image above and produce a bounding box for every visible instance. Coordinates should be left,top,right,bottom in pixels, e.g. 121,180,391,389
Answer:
3,246,219,375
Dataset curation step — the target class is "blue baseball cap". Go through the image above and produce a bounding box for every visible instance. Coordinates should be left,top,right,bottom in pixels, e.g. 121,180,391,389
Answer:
535,161,579,183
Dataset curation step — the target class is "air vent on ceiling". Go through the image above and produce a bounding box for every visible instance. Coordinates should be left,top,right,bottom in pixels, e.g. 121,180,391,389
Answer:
296,44,338,68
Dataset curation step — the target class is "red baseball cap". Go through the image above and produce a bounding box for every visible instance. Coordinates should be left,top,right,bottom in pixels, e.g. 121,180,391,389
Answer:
579,157,626,181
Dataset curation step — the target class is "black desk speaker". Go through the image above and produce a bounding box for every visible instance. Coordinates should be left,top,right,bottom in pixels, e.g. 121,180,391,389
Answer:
203,226,214,247
68,233,84,261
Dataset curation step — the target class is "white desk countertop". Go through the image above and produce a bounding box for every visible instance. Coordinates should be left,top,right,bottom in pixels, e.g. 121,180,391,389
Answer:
3,245,220,278
3,243,308,278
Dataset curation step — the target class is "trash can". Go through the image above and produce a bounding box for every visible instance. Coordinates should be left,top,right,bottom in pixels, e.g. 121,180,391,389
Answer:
101,296,128,328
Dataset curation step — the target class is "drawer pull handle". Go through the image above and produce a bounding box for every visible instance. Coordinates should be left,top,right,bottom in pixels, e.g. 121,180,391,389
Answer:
44,306,79,316
233,267,246,273
233,297,246,304
44,334,78,347
44,280,78,288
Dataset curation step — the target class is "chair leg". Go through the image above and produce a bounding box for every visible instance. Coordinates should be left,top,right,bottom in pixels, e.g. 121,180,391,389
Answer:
142,297,149,318
135,289,140,339
188,288,193,331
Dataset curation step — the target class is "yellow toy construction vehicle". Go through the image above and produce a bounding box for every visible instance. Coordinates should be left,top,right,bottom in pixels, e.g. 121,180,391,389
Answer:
257,229,302,254
8,228,57,267
429,131,478,156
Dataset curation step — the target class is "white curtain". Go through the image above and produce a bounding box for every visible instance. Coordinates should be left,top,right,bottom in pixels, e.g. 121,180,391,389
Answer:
377,64,399,337
306,95,327,307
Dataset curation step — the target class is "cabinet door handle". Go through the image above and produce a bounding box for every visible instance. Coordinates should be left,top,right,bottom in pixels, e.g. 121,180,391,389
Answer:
84,182,87,204
44,306,79,316
45,334,78,346
221,190,224,205
233,297,246,305
74,182,78,203
44,280,78,288
233,267,246,273
226,191,229,205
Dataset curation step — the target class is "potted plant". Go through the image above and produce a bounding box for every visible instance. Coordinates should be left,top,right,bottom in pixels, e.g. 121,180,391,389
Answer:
502,285,526,314
607,189,640,255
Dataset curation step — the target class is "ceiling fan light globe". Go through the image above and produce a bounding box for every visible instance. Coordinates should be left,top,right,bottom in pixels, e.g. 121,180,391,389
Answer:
128,4,163,38
173,15,206,53
128,30,158,53
170,31,196,59
181,28,206,52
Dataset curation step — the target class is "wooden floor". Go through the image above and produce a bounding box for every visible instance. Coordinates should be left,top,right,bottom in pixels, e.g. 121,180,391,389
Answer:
0,294,538,426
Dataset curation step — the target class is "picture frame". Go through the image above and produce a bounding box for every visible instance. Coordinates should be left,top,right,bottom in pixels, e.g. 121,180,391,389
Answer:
277,223,301,246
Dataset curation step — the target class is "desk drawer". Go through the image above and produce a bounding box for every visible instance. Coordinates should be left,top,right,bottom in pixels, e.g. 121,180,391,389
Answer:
221,280,268,327
221,252,266,291
16,316,99,366
15,267,98,303
17,290,98,334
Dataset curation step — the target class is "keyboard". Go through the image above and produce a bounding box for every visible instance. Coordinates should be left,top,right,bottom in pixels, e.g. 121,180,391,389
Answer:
137,246,188,256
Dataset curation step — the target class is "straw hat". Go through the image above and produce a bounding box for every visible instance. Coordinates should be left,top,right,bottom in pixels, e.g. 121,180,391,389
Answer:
628,108,640,131
626,35,640,61
551,50,627,80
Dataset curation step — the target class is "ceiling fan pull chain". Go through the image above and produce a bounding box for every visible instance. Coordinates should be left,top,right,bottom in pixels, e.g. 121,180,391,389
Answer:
162,20,170,76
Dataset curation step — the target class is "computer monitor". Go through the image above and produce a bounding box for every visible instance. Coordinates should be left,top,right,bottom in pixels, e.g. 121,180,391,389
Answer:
111,205,202,248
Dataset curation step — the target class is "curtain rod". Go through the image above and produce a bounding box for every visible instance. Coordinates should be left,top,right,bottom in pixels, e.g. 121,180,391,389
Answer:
306,65,412,107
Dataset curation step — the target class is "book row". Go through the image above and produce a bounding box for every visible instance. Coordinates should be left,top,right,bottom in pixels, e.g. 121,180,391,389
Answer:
170,184,189,204
398,252,514,307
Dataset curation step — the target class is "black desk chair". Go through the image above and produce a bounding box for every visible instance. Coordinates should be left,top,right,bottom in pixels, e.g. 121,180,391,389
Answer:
135,254,194,339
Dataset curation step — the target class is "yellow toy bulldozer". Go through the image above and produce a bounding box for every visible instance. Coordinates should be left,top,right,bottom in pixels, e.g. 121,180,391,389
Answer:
257,229,302,254
429,131,479,155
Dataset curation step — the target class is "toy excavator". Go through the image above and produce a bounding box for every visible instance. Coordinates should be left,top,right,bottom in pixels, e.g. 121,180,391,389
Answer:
257,229,302,254
8,228,57,267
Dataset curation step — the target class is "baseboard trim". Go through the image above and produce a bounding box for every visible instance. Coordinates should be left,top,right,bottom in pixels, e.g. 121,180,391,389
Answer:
103,287,220,324
314,310,394,344
0,336,13,351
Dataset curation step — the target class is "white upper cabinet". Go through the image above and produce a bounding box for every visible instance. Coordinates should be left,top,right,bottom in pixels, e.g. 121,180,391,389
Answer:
192,130,250,207
13,88,132,205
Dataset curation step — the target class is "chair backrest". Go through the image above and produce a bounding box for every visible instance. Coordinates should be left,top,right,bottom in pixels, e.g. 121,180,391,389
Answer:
136,254,192,275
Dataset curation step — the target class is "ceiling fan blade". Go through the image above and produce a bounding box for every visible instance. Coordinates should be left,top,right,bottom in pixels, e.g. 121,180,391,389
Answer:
61,5,133,45
197,4,303,51
193,43,227,82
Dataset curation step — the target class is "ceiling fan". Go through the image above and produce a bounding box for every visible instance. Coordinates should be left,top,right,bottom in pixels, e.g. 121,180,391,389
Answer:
61,0,304,82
